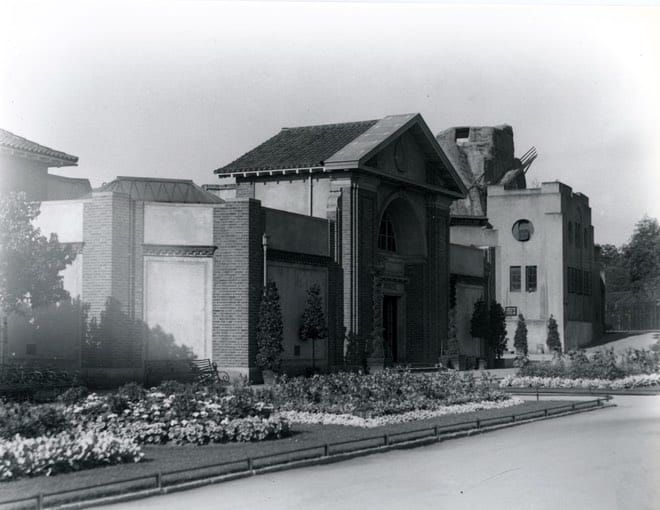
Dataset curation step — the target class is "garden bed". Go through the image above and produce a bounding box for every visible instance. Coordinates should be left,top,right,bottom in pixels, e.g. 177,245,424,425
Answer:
0,399,582,506
500,373,660,390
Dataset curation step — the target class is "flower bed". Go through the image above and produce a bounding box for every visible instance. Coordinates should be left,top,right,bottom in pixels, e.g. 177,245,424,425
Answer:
0,429,142,481
69,387,289,446
279,397,524,427
499,373,660,390
269,370,511,418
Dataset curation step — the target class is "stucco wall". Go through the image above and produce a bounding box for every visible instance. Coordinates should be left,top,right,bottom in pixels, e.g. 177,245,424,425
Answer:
506,317,548,354
268,261,328,372
489,184,565,349
34,200,84,243
251,176,331,219
143,257,212,359
264,208,329,256
450,225,498,248
144,203,213,245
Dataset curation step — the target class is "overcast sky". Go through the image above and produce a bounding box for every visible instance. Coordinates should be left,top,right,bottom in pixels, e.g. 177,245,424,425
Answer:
2,1,659,246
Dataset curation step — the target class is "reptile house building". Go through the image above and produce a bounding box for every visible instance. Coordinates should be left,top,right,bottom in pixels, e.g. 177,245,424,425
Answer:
23,114,471,381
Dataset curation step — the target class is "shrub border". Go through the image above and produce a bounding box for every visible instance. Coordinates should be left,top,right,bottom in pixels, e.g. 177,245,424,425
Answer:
1,397,614,510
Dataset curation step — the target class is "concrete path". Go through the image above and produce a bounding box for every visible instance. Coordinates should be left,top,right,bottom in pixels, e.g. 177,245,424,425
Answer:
585,331,659,353
104,395,660,510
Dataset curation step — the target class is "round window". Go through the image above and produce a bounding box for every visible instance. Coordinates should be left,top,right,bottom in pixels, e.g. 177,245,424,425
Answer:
512,219,534,242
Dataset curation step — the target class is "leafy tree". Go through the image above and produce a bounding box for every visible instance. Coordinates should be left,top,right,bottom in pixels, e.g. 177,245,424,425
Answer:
546,314,562,354
623,216,660,293
0,192,75,314
513,314,528,356
470,298,507,361
256,281,284,372
299,283,327,371
488,301,508,359
597,243,631,293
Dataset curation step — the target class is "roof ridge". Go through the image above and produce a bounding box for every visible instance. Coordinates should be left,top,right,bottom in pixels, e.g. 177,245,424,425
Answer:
281,119,379,131
0,127,78,162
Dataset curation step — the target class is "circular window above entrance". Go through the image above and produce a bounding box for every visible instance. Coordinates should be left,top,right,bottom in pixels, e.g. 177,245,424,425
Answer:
512,219,534,242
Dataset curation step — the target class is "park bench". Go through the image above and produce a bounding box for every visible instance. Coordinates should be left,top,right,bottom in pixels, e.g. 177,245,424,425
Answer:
144,358,230,387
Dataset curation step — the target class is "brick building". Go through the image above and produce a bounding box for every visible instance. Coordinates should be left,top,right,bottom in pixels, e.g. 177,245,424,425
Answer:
35,114,468,381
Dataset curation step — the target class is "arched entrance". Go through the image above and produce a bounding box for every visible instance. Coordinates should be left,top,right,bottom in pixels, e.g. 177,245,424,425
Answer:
376,194,426,364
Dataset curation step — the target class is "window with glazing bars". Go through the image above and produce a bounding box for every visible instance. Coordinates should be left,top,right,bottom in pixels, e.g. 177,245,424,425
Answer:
378,214,397,252
526,266,537,292
510,266,521,292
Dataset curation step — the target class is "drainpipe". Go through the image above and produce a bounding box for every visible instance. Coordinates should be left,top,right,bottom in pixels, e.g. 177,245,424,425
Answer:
262,233,269,287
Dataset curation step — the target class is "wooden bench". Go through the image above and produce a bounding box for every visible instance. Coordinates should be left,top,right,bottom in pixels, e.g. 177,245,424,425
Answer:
144,359,230,387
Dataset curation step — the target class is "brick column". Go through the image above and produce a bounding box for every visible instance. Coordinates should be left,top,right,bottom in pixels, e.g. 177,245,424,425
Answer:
82,191,140,367
339,183,377,341
426,203,450,362
212,199,264,380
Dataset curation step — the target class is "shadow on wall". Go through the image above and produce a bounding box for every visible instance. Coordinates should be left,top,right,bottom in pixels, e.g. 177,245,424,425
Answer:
3,298,194,370
84,298,194,368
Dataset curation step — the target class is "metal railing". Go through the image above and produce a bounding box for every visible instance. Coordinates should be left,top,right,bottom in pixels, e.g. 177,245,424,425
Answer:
0,397,611,510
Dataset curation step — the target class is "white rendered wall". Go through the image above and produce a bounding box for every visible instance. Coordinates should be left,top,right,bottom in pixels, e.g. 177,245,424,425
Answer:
34,200,84,243
144,203,213,245
143,257,212,359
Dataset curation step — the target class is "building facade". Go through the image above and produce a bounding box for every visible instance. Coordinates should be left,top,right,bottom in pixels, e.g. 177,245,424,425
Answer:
439,125,605,352
29,114,468,381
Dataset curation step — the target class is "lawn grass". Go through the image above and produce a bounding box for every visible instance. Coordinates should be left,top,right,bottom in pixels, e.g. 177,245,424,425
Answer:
0,399,590,507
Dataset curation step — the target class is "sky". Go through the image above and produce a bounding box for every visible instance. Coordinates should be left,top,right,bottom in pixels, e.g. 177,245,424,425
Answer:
2,1,659,246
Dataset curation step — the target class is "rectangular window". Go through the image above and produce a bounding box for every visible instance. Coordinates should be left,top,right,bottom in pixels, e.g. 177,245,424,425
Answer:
585,270,591,296
567,267,575,294
526,266,537,292
510,266,521,292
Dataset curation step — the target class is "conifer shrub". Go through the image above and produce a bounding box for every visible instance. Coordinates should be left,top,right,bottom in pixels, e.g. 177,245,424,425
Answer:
513,314,529,356
546,314,562,354
256,281,284,372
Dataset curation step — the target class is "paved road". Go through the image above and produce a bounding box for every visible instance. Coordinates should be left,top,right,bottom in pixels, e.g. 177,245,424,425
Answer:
105,395,660,510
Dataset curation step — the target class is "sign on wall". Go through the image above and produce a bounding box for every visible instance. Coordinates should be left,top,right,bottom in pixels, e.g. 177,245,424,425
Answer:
505,306,518,317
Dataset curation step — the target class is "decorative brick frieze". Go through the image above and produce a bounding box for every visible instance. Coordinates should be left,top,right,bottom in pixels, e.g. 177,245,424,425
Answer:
143,244,217,258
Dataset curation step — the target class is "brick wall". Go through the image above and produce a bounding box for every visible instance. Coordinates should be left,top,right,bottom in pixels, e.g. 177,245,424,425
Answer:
426,204,450,361
212,199,264,378
82,192,141,367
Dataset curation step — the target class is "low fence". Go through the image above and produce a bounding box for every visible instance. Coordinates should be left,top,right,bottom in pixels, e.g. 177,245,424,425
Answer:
0,397,610,510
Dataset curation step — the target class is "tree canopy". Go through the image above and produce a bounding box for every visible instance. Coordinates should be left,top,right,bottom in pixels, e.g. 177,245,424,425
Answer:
0,192,75,315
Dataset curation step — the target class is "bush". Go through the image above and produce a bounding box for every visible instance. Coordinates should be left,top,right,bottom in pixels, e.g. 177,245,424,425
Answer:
269,370,507,418
519,346,659,380
0,402,67,439
0,429,142,480
116,382,147,401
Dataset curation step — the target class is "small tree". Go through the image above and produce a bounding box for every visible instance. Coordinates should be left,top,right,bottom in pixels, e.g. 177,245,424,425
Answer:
488,301,508,360
256,281,284,373
470,297,489,341
513,314,528,356
546,314,562,354
299,283,327,372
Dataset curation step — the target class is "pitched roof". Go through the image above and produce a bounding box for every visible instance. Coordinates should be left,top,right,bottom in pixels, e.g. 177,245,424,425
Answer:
0,128,78,166
99,177,223,204
214,120,378,174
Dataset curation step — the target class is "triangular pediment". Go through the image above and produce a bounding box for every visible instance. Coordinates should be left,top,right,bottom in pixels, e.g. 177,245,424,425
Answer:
324,114,468,197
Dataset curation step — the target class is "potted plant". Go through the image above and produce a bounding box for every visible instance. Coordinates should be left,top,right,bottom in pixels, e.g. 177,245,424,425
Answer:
256,281,284,385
